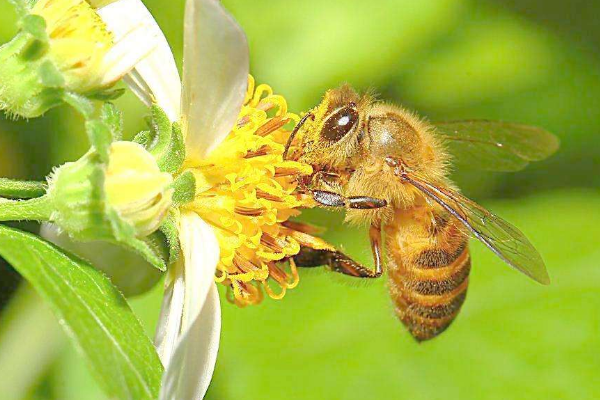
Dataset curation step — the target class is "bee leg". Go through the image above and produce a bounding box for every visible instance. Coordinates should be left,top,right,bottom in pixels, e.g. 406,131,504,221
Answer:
311,190,387,210
293,227,383,279
369,224,384,277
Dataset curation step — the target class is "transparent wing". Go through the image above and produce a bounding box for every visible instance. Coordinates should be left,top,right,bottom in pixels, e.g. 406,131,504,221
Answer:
403,172,550,284
434,120,559,172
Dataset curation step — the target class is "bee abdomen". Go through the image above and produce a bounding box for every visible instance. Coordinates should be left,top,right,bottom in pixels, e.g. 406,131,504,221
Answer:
389,236,471,342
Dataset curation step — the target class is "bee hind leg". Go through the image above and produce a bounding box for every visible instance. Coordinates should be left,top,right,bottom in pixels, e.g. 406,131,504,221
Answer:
293,224,384,279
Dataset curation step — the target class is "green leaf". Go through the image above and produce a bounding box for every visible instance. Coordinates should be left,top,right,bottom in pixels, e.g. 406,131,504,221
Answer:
0,225,164,400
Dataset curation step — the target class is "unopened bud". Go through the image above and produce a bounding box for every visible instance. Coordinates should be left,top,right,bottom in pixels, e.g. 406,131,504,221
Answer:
48,141,173,241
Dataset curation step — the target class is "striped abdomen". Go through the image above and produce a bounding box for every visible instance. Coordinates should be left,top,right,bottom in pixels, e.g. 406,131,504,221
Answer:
385,207,471,341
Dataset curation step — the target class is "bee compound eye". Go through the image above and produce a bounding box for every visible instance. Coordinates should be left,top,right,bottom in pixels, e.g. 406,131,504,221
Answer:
322,105,359,142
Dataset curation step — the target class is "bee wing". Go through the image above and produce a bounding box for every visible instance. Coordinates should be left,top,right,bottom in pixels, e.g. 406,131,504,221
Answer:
403,172,550,284
433,120,559,172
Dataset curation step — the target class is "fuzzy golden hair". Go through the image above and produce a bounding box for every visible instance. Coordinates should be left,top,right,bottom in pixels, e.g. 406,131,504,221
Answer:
294,85,454,227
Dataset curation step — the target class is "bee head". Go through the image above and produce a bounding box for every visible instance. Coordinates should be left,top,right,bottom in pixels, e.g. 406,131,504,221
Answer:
287,85,372,170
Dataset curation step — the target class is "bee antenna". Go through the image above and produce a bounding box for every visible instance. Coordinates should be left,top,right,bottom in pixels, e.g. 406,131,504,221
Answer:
283,112,314,160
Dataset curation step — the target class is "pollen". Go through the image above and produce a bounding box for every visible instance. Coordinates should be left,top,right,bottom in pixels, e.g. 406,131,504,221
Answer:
184,77,315,307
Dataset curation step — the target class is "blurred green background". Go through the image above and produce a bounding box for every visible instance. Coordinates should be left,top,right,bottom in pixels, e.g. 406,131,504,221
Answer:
0,0,599,399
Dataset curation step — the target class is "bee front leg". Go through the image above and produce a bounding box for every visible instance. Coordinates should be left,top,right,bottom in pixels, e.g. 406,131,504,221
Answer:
311,190,387,210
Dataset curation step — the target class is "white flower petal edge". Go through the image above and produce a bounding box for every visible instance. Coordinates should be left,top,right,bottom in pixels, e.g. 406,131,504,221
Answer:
181,0,249,163
154,256,185,364
100,24,158,87
160,284,221,400
156,212,221,400
97,0,182,121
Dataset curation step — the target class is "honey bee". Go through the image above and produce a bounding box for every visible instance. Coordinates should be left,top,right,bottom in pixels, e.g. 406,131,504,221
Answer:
284,85,559,341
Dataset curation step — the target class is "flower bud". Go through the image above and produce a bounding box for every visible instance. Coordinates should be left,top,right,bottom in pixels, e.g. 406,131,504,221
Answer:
48,141,173,241
105,142,174,237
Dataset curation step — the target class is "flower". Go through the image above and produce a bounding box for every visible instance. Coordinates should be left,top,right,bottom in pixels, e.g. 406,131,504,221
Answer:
0,0,166,117
31,0,153,93
114,0,317,397
185,76,313,307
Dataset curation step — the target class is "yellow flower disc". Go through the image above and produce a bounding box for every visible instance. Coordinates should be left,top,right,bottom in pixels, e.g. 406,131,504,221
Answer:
184,77,314,307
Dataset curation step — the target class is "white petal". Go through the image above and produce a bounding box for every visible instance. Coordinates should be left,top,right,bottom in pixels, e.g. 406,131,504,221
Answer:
100,25,158,87
160,284,220,400
155,212,221,399
98,0,182,121
154,256,185,364
182,0,249,163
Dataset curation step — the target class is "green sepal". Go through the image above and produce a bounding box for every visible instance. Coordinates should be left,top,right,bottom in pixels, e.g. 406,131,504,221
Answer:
19,15,49,61
39,61,65,88
106,207,167,272
144,105,186,174
20,15,47,42
0,31,63,118
159,209,181,265
144,231,170,269
171,171,196,207
100,103,123,141
69,101,121,162
133,130,154,148
85,120,112,163
9,0,35,17
88,88,126,101
148,105,172,155
165,122,186,173
62,92,94,119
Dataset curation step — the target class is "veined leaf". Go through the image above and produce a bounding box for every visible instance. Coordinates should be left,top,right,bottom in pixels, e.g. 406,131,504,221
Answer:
0,225,163,400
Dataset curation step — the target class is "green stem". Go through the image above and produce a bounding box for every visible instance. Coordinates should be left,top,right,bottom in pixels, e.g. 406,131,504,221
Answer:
0,196,52,221
0,178,46,199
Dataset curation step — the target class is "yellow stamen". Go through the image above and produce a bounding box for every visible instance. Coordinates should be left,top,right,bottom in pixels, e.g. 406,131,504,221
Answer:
183,77,313,306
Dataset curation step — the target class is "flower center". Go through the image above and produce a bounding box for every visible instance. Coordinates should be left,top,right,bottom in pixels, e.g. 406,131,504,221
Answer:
183,77,315,307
